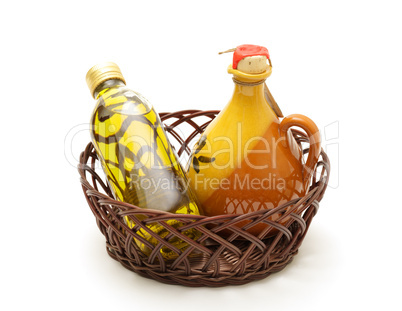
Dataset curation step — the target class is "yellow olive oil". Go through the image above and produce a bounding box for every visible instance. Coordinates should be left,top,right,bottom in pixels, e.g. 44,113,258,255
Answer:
86,63,202,259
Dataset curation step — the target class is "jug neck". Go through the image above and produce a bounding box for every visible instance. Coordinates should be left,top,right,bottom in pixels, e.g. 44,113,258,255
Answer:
231,78,266,101
227,64,272,108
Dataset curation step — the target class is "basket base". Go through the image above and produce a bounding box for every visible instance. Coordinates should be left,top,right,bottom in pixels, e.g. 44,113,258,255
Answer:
105,238,297,287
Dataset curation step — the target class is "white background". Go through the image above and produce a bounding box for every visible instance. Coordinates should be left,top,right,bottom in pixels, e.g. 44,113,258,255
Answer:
1,1,401,310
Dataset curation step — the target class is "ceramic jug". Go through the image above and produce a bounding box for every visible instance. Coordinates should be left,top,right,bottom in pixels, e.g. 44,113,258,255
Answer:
186,45,321,236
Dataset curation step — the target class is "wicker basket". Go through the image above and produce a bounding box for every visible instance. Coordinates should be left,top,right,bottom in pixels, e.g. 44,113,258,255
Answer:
78,110,330,287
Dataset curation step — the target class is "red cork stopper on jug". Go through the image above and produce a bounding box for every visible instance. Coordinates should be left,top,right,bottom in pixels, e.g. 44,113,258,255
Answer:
233,44,270,72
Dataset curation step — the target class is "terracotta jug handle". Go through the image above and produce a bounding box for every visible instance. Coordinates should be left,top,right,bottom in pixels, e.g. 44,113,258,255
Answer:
279,114,321,182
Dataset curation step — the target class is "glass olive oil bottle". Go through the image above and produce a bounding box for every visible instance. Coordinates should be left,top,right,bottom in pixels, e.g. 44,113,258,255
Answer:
86,62,202,259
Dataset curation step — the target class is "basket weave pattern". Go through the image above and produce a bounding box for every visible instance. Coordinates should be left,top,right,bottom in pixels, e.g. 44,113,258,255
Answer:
78,110,330,287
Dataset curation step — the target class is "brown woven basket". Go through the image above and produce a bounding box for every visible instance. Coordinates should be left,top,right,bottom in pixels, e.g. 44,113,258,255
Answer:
78,110,330,287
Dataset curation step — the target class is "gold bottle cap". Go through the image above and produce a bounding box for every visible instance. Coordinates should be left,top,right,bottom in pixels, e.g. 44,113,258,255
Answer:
86,62,126,98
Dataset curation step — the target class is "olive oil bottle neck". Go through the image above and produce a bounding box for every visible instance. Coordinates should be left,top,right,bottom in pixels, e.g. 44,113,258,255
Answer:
94,79,126,99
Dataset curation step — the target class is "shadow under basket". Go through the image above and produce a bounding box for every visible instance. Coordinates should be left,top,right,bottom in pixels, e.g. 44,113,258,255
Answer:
78,110,330,287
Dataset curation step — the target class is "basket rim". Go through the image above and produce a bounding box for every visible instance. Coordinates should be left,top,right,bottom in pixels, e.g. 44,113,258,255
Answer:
78,108,330,220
